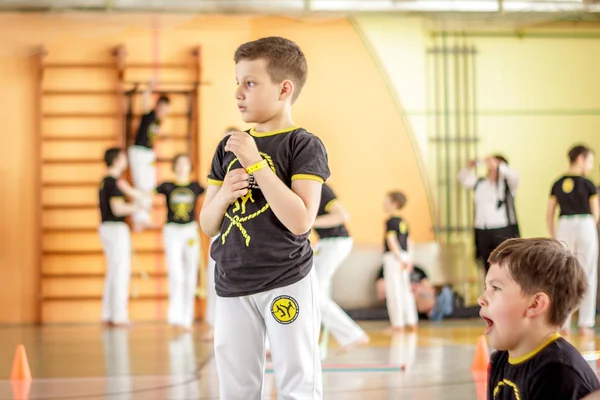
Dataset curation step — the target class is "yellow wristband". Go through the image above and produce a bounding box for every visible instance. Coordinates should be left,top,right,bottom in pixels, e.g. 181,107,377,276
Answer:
246,159,268,174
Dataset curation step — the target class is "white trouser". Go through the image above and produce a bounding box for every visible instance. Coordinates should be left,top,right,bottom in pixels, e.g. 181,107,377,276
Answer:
214,270,322,400
163,222,200,328
127,146,156,225
99,222,132,324
205,235,218,328
314,237,366,347
557,215,599,329
383,252,418,328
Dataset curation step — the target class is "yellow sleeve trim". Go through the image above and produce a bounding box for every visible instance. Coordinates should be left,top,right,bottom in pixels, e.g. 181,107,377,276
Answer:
591,194,598,199
291,174,324,183
324,199,337,213
386,231,396,236
208,178,223,187
110,196,124,201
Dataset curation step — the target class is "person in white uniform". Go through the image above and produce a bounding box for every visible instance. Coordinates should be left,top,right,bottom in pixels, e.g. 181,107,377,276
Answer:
200,37,329,400
313,183,369,349
128,83,170,232
98,148,149,327
458,155,520,273
547,145,599,337
382,191,418,331
155,154,205,331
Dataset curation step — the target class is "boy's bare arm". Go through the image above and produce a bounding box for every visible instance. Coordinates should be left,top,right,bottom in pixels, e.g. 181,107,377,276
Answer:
109,198,141,217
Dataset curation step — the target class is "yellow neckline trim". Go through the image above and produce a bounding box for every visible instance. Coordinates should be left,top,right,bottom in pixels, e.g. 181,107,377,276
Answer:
175,180,191,186
390,212,403,218
249,126,299,137
508,332,561,365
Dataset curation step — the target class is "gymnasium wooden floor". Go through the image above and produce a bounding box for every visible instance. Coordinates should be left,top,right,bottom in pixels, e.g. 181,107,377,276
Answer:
0,320,598,399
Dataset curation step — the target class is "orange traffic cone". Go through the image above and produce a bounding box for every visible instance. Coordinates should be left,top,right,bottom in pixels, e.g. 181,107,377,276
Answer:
10,345,32,381
471,335,490,372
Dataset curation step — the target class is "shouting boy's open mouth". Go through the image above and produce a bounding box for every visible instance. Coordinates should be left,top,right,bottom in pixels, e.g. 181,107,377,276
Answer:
481,315,495,335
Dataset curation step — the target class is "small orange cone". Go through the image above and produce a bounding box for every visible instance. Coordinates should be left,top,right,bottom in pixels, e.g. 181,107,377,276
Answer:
471,335,490,372
10,345,32,381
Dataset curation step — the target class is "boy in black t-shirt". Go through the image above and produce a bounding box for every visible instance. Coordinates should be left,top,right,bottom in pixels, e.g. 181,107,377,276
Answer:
382,191,418,331
200,37,329,399
480,238,599,400
98,148,148,327
128,81,171,232
547,145,599,337
155,154,205,331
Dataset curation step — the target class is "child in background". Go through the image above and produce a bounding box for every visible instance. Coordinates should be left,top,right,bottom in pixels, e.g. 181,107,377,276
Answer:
382,191,418,331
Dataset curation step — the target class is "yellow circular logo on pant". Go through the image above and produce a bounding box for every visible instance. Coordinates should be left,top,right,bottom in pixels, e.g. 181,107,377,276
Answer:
562,178,574,194
271,295,299,325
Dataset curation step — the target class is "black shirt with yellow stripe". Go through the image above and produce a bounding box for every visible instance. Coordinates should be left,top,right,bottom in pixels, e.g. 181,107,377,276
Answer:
208,126,330,297
133,111,160,149
157,181,205,224
99,176,125,223
384,216,409,252
314,184,350,239
488,334,599,400
550,175,597,216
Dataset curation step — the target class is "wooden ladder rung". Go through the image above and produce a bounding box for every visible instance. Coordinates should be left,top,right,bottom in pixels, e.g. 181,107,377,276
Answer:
42,295,168,302
42,272,167,279
44,249,163,256
43,113,118,118
45,63,116,69
43,159,103,164
43,226,161,233
43,90,119,96
126,63,190,69
156,134,188,141
43,136,118,142
43,182,98,188
43,204,164,210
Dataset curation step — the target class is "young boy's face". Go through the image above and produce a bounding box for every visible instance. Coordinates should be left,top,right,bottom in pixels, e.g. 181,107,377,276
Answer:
383,196,394,214
235,58,284,124
174,156,191,177
583,153,595,175
478,263,532,352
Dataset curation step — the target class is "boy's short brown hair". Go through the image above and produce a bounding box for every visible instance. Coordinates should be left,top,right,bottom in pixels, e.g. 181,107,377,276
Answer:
234,36,307,103
489,238,586,326
387,191,407,210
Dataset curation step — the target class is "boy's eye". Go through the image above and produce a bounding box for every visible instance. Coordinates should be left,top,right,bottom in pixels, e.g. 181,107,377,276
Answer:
492,285,500,291
247,81,255,87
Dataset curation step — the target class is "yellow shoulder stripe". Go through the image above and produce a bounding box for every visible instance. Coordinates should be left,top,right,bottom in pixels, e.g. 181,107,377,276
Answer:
292,174,324,184
208,178,223,187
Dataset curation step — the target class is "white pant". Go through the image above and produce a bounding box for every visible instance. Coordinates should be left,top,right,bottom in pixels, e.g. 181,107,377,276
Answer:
205,235,218,328
214,270,322,400
314,237,366,347
557,215,599,329
127,146,156,225
99,222,131,324
163,222,200,328
383,252,418,328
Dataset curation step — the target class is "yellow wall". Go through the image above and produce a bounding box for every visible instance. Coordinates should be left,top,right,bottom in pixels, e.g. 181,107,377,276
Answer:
0,13,432,323
355,16,600,238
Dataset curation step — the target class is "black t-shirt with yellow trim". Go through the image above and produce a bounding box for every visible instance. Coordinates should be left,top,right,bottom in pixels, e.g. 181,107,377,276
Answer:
207,127,330,297
157,181,205,224
99,176,126,223
384,216,409,252
314,184,350,239
134,111,160,149
550,175,597,216
488,334,599,400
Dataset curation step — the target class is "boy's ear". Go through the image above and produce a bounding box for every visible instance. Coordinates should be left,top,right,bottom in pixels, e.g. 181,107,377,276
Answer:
525,292,551,319
279,80,294,101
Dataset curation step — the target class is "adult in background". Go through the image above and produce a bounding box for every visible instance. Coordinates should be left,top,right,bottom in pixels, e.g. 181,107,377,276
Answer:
458,155,520,273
